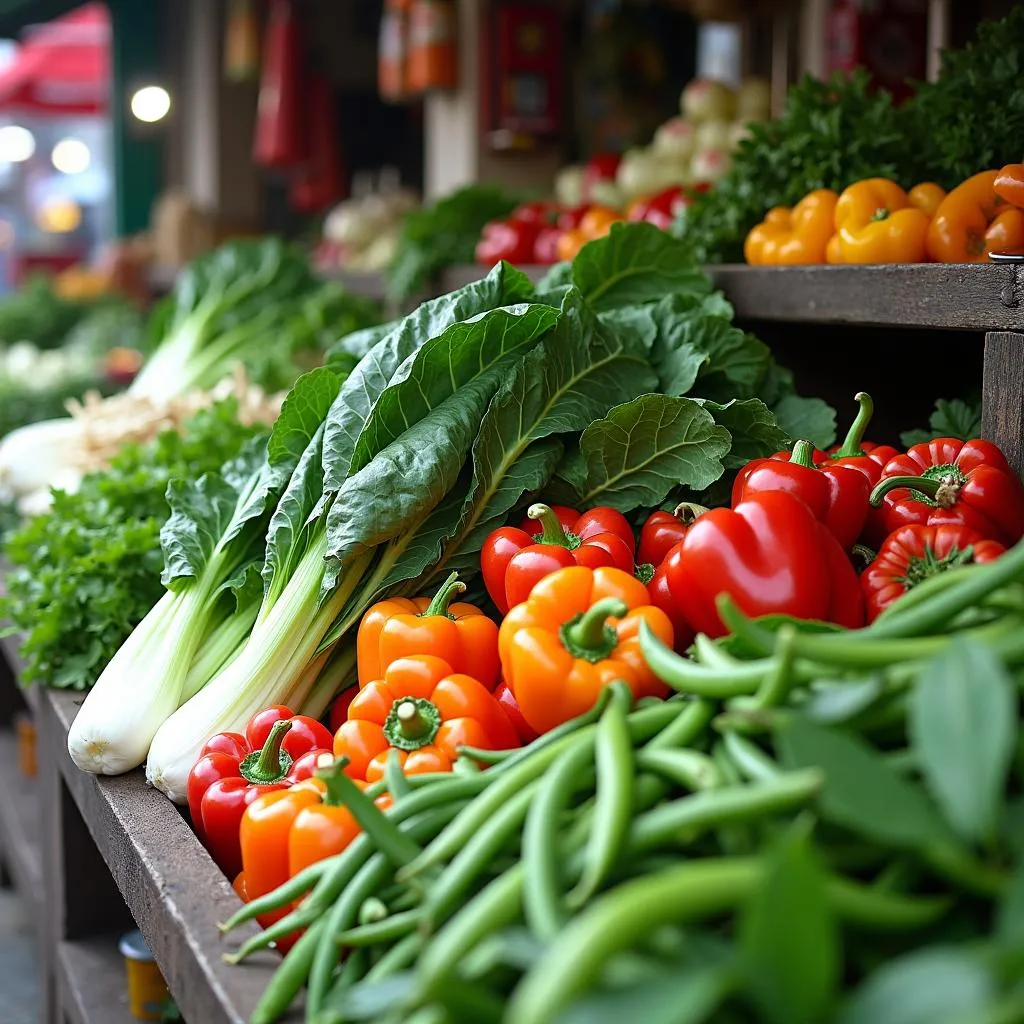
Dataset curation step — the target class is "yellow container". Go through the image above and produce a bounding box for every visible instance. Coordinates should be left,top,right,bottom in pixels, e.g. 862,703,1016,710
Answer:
118,930,168,1021
14,713,36,778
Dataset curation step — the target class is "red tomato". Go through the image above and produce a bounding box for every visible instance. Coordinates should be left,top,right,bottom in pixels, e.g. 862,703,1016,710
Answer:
511,201,561,225
557,204,590,231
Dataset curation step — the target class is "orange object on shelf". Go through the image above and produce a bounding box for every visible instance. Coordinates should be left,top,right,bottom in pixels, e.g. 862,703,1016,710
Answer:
926,170,1024,263
119,931,169,1022
743,189,838,265
408,0,458,92
224,0,260,82
994,164,1024,210
908,182,946,218
379,0,411,101
14,713,36,778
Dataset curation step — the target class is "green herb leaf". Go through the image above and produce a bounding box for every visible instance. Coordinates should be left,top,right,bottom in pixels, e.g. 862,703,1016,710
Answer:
909,638,1017,844
740,820,839,1024
776,716,950,849
838,947,995,1024
900,398,982,448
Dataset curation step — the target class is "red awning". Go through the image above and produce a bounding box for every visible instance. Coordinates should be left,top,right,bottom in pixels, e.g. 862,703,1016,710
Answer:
0,3,109,116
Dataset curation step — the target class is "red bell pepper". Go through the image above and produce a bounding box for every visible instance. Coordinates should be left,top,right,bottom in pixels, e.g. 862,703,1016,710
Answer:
732,439,871,550
861,523,1006,622
824,393,900,547
648,555,696,653
475,218,541,267
493,680,539,745
533,225,563,265
510,200,561,225
186,706,333,878
871,438,1024,547
636,503,707,567
480,503,636,615
329,686,358,734
557,205,590,231
664,490,866,638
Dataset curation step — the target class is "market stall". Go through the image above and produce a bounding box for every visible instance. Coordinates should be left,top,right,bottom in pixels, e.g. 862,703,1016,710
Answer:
2,2,1024,1023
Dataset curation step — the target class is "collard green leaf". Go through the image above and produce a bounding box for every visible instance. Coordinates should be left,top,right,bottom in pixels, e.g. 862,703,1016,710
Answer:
692,323,770,402
776,716,950,850
348,303,558,474
838,948,994,1024
771,394,838,449
548,395,729,511
740,821,839,1024
648,292,736,397
909,638,1017,844
597,305,658,355
423,287,657,579
536,260,572,294
572,222,711,311
321,260,533,492
697,398,788,469
997,858,1024,944
267,367,343,466
160,473,252,591
900,398,983,448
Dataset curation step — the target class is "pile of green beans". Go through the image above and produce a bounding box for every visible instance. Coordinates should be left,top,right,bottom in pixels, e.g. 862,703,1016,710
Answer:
222,538,1024,1024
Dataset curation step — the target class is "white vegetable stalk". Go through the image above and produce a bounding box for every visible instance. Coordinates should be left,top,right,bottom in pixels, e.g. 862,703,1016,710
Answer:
146,533,373,802
67,564,225,775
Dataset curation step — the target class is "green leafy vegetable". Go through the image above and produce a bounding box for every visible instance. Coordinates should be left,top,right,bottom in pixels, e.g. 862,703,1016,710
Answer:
900,398,982,448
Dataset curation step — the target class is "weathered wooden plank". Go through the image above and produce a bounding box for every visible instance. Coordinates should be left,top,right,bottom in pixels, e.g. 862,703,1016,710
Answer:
0,728,43,919
57,936,135,1024
41,689,300,1024
982,331,1024,479
707,263,1024,331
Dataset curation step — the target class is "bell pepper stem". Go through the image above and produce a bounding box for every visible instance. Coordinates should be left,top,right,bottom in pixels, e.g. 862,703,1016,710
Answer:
239,719,293,785
789,440,817,468
561,597,629,662
422,571,466,618
384,697,442,751
673,502,710,524
832,392,874,459
870,473,959,509
528,503,575,547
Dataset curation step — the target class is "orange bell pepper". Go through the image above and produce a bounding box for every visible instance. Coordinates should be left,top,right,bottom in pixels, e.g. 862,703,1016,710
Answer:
556,228,587,262
908,182,947,218
498,565,674,735
926,170,1024,263
356,571,500,688
833,178,930,264
334,655,519,781
578,205,623,240
825,233,843,264
743,189,838,265
994,164,1024,210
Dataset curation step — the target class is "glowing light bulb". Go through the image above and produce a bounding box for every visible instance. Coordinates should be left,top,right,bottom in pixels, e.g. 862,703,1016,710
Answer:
130,85,171,123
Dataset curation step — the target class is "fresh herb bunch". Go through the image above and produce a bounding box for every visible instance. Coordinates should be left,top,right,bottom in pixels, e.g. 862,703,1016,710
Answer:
908,5,1024,186
677,70,925,263
386,184,521,301
0,399,266,690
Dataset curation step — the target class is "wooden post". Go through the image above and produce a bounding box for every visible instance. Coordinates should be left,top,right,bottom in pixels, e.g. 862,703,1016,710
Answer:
983,331,1024,480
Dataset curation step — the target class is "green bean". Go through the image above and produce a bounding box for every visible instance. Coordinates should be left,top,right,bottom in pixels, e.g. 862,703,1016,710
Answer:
217,858,328,932
568,683,635,908
506,857,762,1024
423,780,539,929
452,756,482,776
523,741,598,940
749,625,798,708
709,740,753,854
639,620,771,696
334,908,421,948
924,843,1008,897
692,632,746,668
417,863,525,996
249,918,327,1024
721,731,781,783
385,748,412,800
314,949,369,1024
827,876,949,930
435,981,506,1024
874,562,985,623
636,748,723,791
644,696,716,751
629,769,824,854
454,745,510,765
307,852,393,1019
400,702,676,881
363,931,424,981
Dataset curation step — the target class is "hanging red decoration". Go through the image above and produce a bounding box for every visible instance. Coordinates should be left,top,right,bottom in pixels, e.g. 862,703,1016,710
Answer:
253,0,308,169
290,73,346,214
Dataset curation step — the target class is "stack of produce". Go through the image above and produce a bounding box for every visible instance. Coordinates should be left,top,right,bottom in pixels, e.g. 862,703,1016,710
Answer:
211,398,1024,1022
745,165,1024,265
679,6,1024,263
0,237,381,514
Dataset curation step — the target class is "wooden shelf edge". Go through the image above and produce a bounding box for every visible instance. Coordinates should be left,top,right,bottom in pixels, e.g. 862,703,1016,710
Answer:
57,935,136,1024
42,689,298,1024
0,728,44,921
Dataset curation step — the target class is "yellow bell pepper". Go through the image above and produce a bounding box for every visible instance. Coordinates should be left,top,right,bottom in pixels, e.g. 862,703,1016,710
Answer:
908,182,947,218
744,189,838,266
833,178,930,264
